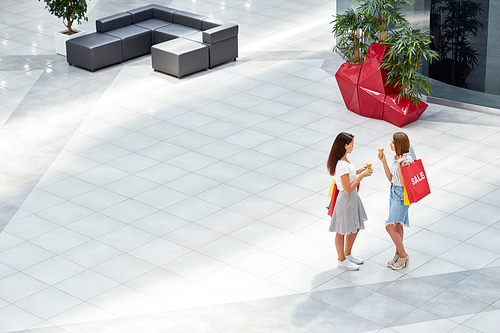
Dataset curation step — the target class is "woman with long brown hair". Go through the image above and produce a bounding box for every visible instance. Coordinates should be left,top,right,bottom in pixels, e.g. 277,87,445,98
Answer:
327,132,373,271
378,132,413,270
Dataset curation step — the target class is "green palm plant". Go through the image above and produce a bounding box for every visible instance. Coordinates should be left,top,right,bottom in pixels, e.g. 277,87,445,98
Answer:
381,25,440,104
331,7,377,64
358,0,412,42
39,0,89,35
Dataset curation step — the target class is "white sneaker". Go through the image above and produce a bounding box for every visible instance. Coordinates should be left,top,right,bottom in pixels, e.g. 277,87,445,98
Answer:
347,254,364,265
337,259,359,271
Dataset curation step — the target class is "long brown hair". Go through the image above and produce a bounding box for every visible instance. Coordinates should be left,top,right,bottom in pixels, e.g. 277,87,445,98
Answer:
393,132,410,156
327,132,354,176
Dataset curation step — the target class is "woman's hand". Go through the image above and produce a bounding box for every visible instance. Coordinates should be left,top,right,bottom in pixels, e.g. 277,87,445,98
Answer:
379,152,387,164
396,154,408,166
361,168,374,178
356,166,367,175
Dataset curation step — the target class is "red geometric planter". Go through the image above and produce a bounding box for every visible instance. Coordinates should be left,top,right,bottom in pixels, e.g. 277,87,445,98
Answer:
358,43,399,119
335,43,427,127
383,94,428,127
335,63,362,115
358,85,386,119
358,44,397,94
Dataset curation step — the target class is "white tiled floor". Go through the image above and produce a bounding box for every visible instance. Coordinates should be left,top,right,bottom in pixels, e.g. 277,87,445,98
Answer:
1,0,500,332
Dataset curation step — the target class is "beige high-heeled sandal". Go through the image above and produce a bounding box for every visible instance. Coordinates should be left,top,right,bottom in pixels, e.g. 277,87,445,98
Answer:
387,254,399,267
391,255,409,270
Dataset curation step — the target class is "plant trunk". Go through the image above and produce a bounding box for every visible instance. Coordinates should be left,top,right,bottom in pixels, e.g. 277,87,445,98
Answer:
67,0,73,35
381,11,385,42
356,38,359,63
377,7,382,41
353,31,358,63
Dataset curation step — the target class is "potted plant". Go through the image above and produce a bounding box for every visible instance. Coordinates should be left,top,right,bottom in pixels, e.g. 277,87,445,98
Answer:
39,0,89,56
381,25,440,126
332,0,439,126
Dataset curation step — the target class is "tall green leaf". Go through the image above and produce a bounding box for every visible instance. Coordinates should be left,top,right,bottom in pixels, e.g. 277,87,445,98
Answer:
381,25,440,104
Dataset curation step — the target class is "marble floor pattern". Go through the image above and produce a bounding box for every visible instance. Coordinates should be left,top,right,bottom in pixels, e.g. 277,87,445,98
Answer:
1,0,500,332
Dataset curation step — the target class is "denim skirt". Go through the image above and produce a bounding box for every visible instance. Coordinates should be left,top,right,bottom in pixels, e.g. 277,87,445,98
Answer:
386,184,410,227
329,188,367,235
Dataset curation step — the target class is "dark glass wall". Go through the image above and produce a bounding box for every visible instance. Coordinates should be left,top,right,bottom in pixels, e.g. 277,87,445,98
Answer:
421,0,489,93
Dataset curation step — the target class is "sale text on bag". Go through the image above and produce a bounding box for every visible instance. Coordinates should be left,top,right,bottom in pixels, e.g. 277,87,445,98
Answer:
411,172,426,186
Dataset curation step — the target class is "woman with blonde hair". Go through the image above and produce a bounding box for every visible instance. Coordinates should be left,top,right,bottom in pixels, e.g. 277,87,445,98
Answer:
327,132,373,271
378,132,413,269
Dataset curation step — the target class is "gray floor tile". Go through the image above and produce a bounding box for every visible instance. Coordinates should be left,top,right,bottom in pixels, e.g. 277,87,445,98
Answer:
450,272,500,304
462,309,500,333
378,278,445,307
308,286,373,310
419,270,476,289
59,240,122,269
388,308,442,327
0,272,49,303
346,293,416,326
237,313,310,333
311,309,381,333
419,290,490,318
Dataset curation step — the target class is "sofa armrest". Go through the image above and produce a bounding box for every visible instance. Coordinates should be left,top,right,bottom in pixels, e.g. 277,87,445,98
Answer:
97,12,132,32
173,10,205,30
153,5,177,22
202,24,238,44
127,4,176,23
201,18,225,30
127,5,154,23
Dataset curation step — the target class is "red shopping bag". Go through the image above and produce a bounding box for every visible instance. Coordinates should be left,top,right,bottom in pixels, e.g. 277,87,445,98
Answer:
400,159,430,203
327,182,339,217
327,179,360,217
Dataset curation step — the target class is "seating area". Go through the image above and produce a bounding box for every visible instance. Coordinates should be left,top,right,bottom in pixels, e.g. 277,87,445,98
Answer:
66,4,238,76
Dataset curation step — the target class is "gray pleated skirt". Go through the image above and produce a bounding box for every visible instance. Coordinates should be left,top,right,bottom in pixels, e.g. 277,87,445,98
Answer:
329,188,367,235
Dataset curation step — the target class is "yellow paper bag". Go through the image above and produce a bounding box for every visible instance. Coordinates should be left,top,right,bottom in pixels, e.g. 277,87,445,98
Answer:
404,186,412,206
328,179,336,198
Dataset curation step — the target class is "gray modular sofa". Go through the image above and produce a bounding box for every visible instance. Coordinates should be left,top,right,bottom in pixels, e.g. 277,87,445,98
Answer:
66,4,238,75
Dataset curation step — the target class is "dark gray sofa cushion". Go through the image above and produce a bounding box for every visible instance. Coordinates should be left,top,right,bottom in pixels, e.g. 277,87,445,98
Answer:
201,24,238,67
127,4,154,22
96,12,132,32
173,11,205,30
127,4,177,23
135,19,170,31
203,24,238,44
104,25,152,61
201,17,225,30
153,24,198,44
183,31,204,43
208,35,238,67
152,31,177,45
66,33,122,71
153,5,177,22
